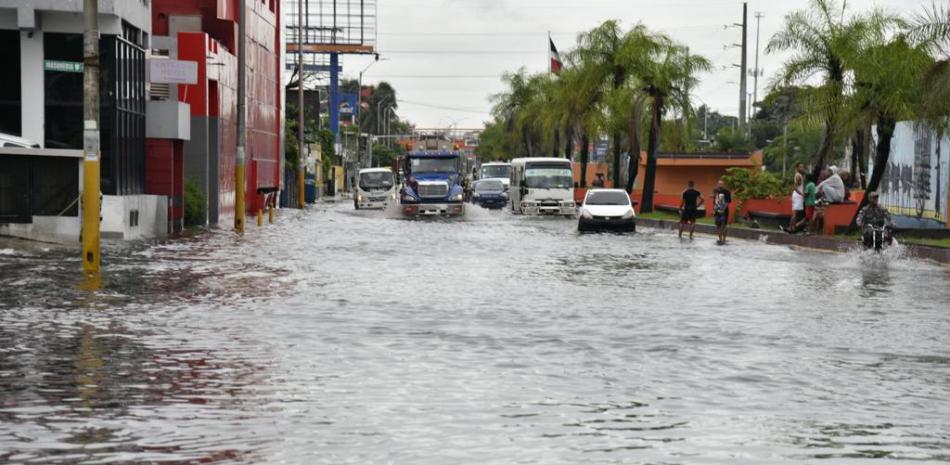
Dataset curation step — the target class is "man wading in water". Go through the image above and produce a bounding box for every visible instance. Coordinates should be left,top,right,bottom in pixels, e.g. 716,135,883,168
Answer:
678,180,704,240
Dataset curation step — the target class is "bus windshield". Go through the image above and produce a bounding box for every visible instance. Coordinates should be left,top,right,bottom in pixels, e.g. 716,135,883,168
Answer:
410,157,459,174
480,165,510,179
524,165,573,189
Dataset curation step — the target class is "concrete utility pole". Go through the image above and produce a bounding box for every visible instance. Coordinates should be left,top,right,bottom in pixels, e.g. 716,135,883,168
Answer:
81,0,101,278
297,0,306,208
738,2,748,134
752,12,764,114
235,0,247,233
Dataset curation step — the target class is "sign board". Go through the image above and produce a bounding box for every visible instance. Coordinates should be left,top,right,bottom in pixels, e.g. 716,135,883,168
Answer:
45,60,83,73
147,59,198,85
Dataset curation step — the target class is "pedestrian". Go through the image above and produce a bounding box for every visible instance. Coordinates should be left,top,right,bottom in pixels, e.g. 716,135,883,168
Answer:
593,173,605,188
784,181,806,234
803,175,817,233
712,179,732,244
678,180,704,240
818,167,846,203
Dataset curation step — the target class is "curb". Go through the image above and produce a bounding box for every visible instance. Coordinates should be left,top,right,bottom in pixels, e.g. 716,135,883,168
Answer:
636,218,950,265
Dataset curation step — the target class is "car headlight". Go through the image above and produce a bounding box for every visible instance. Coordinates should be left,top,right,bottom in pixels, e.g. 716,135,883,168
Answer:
450,192,464,202
622,209,635,219
501,192,508,199
473,192,481,199
581,210,593,219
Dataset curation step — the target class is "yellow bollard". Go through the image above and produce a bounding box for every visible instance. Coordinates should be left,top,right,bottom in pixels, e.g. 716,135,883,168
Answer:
257,208,263,227
268,204,274,224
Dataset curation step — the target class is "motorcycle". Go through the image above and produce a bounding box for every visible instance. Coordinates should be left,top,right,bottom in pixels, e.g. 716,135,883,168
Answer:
863,224,892,252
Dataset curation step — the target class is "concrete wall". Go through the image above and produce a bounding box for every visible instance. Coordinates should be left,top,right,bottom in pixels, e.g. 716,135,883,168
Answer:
0,217,81,244
101,195,168,240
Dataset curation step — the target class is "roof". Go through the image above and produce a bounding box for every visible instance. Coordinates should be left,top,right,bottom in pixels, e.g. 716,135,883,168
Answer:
408,150,460,157
511,157,573,165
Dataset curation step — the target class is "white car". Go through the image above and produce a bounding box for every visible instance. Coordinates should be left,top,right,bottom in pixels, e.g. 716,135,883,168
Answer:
578,189,636,232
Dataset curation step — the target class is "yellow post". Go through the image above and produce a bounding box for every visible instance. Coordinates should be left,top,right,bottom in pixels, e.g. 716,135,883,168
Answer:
235,160,245,233
81,158,100,275
268,204,274,224
81,0,101,281
257,208,263,226
234,0,247,234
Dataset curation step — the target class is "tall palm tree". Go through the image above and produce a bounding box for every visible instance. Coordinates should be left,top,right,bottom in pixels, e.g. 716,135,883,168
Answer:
767,0,901,181
847,38,932,225
907,2,950,132
636,38,710,213
492,69,542,157
575,20,643,187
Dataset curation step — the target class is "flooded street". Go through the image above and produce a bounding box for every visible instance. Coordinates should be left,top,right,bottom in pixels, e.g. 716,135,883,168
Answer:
2,203,950,464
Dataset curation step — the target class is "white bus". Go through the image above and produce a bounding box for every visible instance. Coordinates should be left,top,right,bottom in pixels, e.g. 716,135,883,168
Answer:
509,158,575,215
354,168,396,210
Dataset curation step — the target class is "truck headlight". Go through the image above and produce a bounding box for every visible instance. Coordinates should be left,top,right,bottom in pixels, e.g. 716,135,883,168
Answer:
450,192,464,202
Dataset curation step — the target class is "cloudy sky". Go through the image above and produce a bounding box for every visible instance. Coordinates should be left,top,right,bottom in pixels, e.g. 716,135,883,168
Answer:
332,0,930,129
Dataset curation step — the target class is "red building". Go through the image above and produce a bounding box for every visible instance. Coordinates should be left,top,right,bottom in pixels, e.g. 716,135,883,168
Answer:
149,0,282,227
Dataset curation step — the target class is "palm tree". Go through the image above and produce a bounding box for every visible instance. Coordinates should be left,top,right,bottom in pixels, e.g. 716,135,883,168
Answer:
636,38,710,213
575,20,643,188
767,0,901,181
847,38,933,225
492,69,542,157
907,2,950,131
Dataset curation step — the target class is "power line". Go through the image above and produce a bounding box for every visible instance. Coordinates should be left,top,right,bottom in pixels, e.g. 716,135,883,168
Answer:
398,99,491,114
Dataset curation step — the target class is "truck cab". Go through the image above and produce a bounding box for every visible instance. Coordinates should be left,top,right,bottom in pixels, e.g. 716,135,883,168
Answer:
354,168,396,210
509,158,575,215
399,151,466,217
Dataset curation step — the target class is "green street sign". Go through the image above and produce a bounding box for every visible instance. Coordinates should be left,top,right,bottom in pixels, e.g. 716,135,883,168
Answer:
44,60,84,73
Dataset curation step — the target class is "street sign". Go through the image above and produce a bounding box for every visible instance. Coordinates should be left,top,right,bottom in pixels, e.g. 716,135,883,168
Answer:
44,60,83,73
147,59,198,84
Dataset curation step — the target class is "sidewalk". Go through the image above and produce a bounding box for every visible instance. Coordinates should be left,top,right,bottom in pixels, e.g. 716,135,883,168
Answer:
637,217,950,265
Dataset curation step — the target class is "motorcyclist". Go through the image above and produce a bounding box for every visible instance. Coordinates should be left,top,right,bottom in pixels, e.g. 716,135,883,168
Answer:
855,191,893,249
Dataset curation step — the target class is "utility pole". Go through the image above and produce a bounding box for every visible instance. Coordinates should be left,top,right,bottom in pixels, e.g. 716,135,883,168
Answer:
752,12,764,114
683,47,690,131
297,0,306,208
81,0,101,279
738,2,748,134
235,0,247,233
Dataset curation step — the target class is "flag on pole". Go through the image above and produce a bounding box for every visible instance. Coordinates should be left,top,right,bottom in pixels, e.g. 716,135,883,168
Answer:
549,37,563,74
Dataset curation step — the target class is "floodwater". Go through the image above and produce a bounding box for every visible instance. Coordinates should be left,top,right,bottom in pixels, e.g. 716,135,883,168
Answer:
2,202,950,464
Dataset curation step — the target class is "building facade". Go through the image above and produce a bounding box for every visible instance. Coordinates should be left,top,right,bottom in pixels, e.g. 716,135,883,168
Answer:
0,0,284,242
0,0,166,242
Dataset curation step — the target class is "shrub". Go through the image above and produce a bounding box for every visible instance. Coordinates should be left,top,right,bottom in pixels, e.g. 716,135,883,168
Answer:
721,167,786,214
183,179,207,227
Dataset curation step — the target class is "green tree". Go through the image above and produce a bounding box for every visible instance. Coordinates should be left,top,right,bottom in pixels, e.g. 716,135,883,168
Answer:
492,69,543,157
767,0,901,181
637,37,710,213
907,2,950,132
848,38,933,225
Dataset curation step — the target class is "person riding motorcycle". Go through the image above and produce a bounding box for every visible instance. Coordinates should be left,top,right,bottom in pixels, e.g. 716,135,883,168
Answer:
855,191,893,249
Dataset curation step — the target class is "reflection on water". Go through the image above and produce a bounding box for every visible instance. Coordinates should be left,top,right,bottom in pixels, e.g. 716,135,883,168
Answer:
2,203,950,464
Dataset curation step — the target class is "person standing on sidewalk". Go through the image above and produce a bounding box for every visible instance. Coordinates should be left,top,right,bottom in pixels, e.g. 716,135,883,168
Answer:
678,180,704,240
712,179,732,244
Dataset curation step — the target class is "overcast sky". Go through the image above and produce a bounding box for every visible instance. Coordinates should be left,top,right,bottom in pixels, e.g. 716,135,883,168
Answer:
333,0,930,129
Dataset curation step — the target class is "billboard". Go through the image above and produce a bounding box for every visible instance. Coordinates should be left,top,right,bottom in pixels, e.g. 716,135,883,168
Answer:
870,121,950,224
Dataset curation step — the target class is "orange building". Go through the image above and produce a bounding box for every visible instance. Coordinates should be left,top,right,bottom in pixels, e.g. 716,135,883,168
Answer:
631,151,763,209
